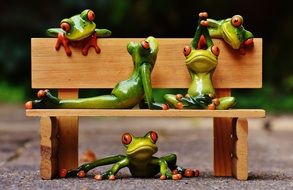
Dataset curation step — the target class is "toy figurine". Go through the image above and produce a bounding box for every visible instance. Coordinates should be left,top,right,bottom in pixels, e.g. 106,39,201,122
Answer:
164,12,236,110
25,37,168,110
47,9,111,56
195,14,254,54
59,131,199,180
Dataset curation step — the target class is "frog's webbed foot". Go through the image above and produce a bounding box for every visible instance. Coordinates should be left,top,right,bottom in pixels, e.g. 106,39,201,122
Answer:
59,168,87,178
94,171,116,180
160,172,183,180
82,33,101,56
55,32,72,56
172,167,200,178
25,90,60,109
239,38,254,55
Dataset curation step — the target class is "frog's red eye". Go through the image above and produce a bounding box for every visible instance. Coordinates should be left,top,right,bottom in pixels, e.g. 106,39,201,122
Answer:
141,40,150,50
150,131,158,143
122,133,132,145
87,10,95,21
183,46,191,57
231,15,242,27
60,22,71,32
211,45,220,56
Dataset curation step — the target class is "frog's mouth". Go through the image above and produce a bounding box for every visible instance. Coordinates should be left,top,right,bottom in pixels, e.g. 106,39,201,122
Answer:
127,145,158,158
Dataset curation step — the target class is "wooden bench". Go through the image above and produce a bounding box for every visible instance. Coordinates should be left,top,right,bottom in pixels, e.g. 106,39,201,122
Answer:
26,38,265,180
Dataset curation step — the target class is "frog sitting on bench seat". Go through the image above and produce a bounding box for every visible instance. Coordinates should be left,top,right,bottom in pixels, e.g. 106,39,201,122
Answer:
164,12,236,110
25,36,168,110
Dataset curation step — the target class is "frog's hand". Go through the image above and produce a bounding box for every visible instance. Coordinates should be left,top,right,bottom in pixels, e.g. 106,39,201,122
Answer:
94,157,129,180
140,63,168,110
216,96,236,110
95,28,112,38
46,28,63,37
206,19,225,38
64,155,126,178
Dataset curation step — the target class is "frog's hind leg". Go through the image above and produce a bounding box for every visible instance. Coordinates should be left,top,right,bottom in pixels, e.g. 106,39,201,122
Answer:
216,96,236,110
163,94,184,109
161,154,199,178
26,89,132,109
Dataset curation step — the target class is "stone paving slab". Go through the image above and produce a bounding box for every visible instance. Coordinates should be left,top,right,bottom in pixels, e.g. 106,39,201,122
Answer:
0,104,293,189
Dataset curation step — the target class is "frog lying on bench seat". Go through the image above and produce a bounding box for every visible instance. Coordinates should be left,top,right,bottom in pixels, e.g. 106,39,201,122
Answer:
25,36,168,110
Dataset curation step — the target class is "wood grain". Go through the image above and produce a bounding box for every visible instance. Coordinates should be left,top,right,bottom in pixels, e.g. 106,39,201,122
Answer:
40,117,58,179
213,89,233,177
26,109,265,118
57,90,79,171
232,118,248,180
31,38,262,89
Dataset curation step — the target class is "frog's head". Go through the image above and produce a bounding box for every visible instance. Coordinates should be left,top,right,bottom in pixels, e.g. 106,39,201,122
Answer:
59,9,96,41
183,44,219,73
221,15,254,50
127,36,159,67
122,131,158,160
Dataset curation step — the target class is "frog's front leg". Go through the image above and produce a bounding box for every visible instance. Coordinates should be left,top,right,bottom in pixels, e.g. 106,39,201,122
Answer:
95,157,129,180
81,28,112,56
140,63,169,110
55,32,72,56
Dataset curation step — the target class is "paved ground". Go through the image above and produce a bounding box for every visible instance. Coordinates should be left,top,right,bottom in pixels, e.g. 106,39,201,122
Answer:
0,104,293,190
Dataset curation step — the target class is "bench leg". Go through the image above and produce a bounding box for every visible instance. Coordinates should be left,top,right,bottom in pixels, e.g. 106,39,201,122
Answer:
213,117,233,177
232,118,248,180
57,116,79,172
40,117,59,179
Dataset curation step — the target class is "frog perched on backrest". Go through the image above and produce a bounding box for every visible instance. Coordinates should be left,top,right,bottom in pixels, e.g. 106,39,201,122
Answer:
47,9,111,56
164,12,236,110
195,14,254,54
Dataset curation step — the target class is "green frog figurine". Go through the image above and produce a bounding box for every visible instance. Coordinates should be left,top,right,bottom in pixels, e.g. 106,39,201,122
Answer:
25,37,168,110
194,13,254,54
47,9,111,56
59,131,199,180
164,12,236,110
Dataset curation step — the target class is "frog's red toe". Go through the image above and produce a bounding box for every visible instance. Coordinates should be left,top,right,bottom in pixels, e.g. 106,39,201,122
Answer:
77,170,86,178
184,169,195,177
162,104,169,110
160,175,167,180
199,12,208,18
25,101,33,109
172,174,182,180
59,169,67,178
94,174,102,180
177,102,184,110
37,90,48,98
175,94,183,101
109,175,116,180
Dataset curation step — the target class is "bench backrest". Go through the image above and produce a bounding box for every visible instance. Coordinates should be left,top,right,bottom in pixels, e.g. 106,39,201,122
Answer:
31,38,262,89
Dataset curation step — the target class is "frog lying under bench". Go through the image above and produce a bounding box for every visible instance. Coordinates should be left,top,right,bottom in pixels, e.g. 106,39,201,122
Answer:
164,12,236,110
59,131,199,180
47,9,111,56
25,36,168,110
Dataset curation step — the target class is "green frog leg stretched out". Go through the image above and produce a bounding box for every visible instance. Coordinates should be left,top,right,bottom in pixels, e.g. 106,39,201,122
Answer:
25,37,168,110
60,131,199,180
164,12,236,110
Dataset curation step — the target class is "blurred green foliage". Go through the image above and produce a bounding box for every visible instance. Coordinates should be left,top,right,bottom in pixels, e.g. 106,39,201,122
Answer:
0,0,292,112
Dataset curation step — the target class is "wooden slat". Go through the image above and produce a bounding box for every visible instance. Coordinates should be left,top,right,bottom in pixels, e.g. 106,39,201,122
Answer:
26,109,265,118
213,89,232,177
40,117,58,179
232,118,248,180
31,38,262,89
57,90,79,172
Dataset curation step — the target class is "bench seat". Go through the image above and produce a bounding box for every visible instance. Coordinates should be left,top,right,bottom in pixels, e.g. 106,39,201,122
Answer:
26,109,265,118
